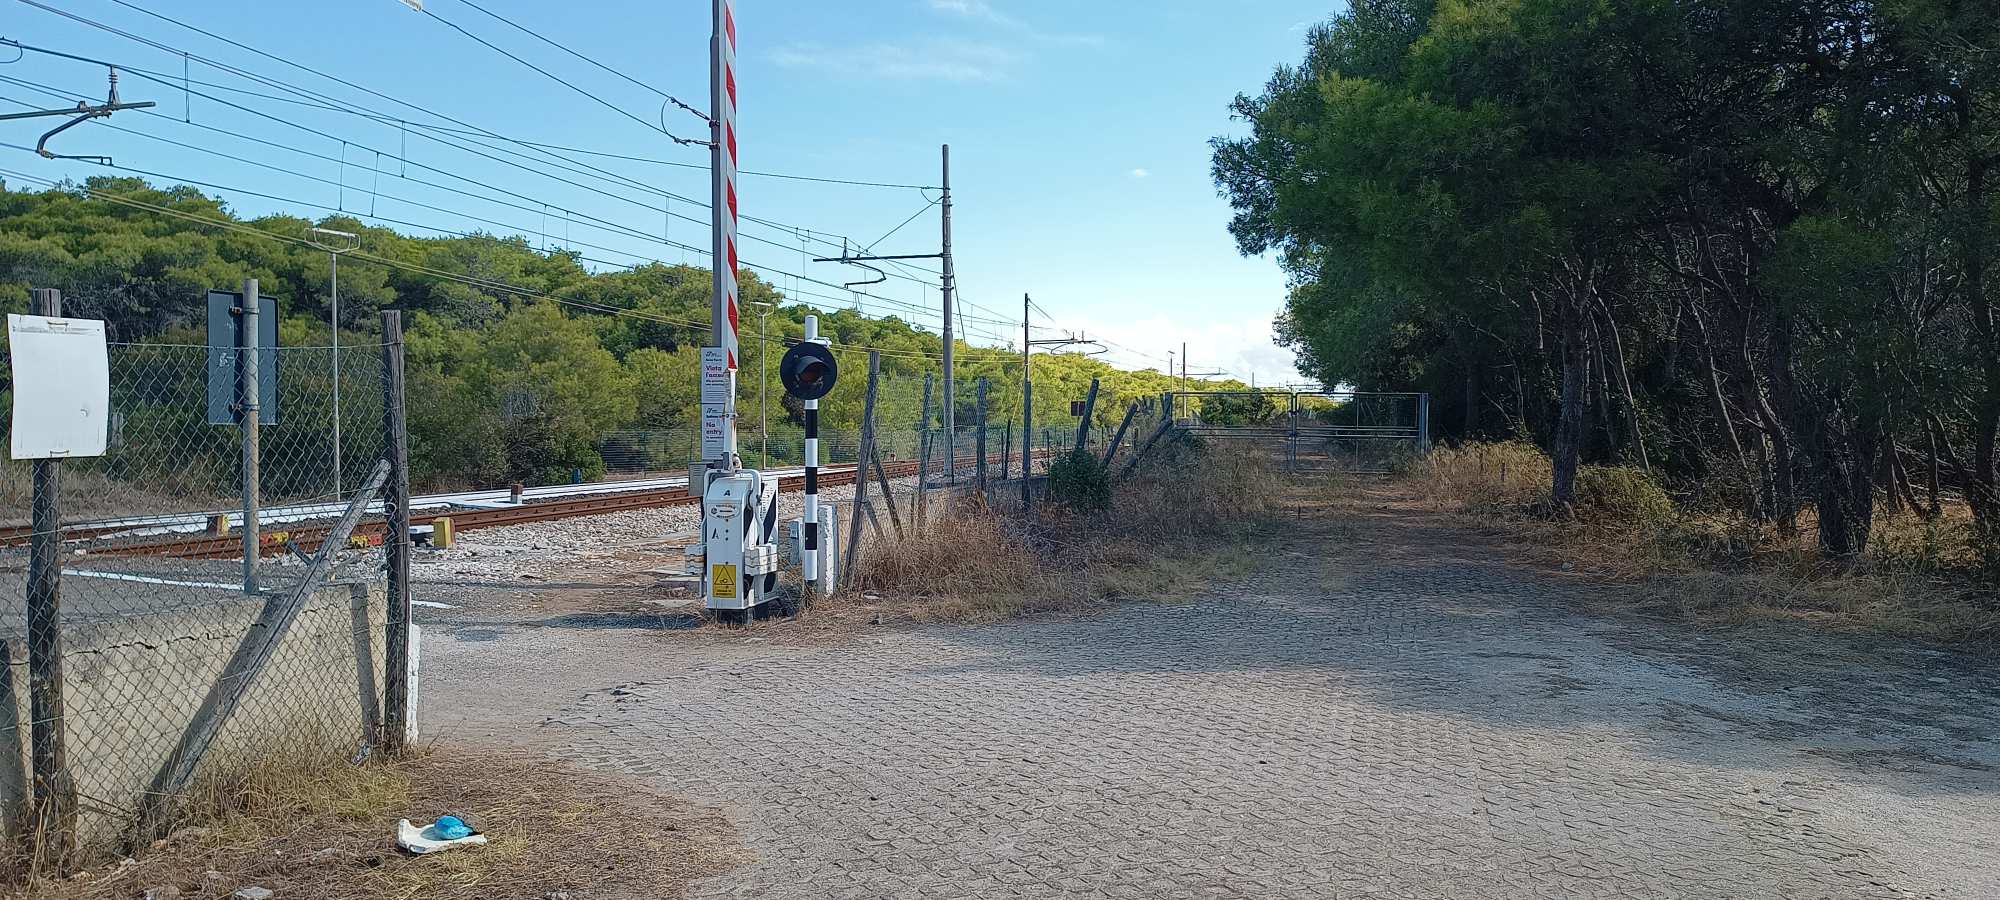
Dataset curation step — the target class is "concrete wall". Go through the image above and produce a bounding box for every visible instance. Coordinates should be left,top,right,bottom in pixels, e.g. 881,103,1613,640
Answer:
0,578,387,848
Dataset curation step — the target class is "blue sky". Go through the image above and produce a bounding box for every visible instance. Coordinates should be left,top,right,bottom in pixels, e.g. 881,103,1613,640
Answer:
1,0,1335,384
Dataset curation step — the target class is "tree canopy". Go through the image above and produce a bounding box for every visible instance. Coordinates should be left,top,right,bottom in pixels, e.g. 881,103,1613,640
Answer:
1215,0,2000,556
2,176,1255,489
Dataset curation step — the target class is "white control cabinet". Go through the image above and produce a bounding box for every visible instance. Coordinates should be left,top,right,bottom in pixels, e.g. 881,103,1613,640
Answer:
702,471,780,612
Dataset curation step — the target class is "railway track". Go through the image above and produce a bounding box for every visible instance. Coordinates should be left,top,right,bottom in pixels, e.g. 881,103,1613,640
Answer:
36,451,1048,561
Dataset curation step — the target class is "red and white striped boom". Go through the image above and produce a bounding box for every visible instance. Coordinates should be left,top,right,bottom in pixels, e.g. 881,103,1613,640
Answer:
709,0,740,462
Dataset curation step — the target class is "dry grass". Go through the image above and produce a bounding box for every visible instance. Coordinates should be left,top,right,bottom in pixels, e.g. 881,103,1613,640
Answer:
1625,569,2000,644
10,748,745,900
841,442,1289,624
1399,441,1552,515
1402,441,2000,648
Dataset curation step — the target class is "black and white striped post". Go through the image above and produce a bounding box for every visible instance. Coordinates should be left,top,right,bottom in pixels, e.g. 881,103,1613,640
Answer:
781,317,839,596
803,318,822,590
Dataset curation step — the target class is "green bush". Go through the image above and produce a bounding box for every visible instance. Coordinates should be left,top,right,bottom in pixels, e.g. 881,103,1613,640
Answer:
1576,465,1675,527
1046,448,1112,513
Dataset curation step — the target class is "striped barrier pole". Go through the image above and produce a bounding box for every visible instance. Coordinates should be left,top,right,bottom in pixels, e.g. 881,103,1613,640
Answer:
803,315,821,589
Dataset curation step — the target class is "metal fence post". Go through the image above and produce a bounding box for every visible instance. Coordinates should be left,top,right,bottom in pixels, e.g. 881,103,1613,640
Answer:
1000,421,1012,483
975,378,989,498
25,287,76,866
238,279,261,594
381,310,413,753
916,373,933,525
1021,379,1033,508
1417,392,1433,453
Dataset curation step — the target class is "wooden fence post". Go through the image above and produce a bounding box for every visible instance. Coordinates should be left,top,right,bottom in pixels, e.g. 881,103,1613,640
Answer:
381,311,413,754
1103,401,1139,467
1123,393,1180,477
845,352,883,582
1072,378,1100,457
24,288,76,867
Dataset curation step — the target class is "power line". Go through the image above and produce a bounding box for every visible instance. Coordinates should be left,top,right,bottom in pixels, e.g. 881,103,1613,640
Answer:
0,52,957,297
414,3,706,146
5,6,1061,349
45,2,934,238
0,119,977,329
0,33,952,295
10,4,951,303
448,0,709,122
0,165,964,362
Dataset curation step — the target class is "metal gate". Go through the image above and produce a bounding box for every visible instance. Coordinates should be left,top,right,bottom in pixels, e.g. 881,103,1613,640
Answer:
1173,390,1429,473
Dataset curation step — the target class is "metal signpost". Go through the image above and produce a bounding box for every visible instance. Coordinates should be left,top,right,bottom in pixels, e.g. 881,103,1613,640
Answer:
781,318,838,595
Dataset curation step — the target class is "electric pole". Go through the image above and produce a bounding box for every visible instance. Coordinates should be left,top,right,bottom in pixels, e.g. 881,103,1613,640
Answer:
309,226,358,499
751,300,773,468
940,144,957,483
807,146,958,482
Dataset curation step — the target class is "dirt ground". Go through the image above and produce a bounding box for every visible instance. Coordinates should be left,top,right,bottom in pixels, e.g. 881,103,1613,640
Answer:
15,751,746,900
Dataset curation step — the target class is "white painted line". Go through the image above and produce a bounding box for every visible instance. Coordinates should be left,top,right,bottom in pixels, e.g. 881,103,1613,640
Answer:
412,600,458,610
63,569,240,590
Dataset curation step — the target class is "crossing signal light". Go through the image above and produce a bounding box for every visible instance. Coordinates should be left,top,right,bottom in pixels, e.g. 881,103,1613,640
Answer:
779,341,839,401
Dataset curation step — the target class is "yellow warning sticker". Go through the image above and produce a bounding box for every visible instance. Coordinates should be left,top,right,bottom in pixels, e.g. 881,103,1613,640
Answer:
712,564,738,599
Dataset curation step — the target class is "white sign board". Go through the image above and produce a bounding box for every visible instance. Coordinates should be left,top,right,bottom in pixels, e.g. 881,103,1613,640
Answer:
8,314,110,460
700,346,734,461
700,347,732,404
701,402,730,459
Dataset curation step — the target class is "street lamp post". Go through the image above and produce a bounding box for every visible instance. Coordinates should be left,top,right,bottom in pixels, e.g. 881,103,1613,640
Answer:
309,226,359,497
750,300,774,469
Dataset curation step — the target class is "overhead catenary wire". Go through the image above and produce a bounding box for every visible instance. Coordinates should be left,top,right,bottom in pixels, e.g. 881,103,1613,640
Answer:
0,65,986,328
8,2,944,277
1,47,958,304
447,0,709,123
0,165,964,363
412,3,707,146
2,10,1159,370
0,122,961,330
0,38,945,292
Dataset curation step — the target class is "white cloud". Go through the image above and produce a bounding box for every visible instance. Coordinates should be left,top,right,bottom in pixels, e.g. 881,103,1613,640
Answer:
922,0,1105,48
769,40,1021,82
1130,168,1151,179
928,0,1008,24
1064,311,1303,387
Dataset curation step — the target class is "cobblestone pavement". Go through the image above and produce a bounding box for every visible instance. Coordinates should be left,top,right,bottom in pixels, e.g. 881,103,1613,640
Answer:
422,501,2000,899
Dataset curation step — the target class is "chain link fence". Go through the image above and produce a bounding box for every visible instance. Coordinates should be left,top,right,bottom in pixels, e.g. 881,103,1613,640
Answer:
3,301,407,867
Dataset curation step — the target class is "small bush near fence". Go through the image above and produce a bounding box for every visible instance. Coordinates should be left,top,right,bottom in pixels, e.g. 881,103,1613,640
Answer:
1395,440,2000,646
1045,450,1112,513
849,433,1284,622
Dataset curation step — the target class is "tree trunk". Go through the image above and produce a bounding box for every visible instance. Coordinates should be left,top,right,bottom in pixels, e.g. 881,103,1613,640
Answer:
1967,158,1998,526
1693,303,1761,521
1925,415,1946,519
1552,294,1589,513
1752,303,1800,537
1463,365,1479,439
1596,296,1651,472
